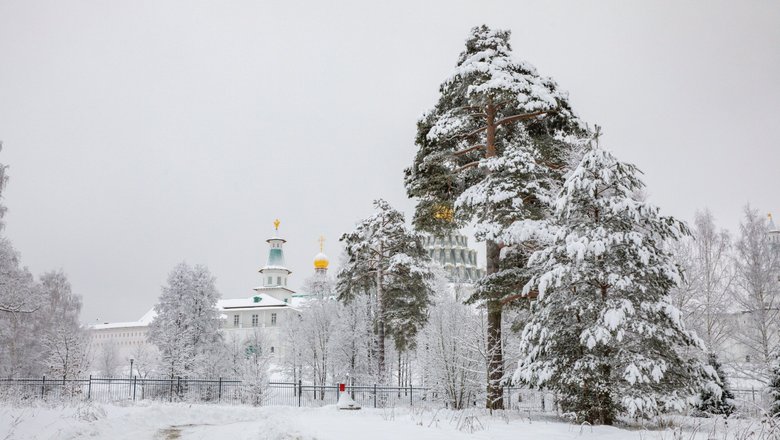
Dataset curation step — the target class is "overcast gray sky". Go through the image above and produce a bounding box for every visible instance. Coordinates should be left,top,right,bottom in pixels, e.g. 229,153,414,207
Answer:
1,0,778,324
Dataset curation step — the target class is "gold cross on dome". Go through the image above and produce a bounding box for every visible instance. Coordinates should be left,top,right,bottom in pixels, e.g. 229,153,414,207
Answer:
273,219,280,231
318,235,325,252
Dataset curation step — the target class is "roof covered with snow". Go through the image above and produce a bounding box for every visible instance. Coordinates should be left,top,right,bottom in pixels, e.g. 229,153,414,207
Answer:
89,292,295,330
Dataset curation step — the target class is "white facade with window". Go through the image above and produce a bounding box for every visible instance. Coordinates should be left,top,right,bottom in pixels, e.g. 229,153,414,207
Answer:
88,224,302,373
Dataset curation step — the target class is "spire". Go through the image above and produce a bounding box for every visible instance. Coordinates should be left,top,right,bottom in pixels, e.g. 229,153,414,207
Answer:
769,213,777,231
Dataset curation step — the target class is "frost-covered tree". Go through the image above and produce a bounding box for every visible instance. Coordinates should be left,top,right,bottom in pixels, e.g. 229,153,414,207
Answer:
0,240,41,377
516,143,716,424
38,271,90,380
336,199,433,383
0,158,41,316
0,239,40,316
299,299,339,395
235,328,272,405
731,207,780,380
130,343,157,379
418,268,484,409
669,210,734,355
148,262,223,377
404,25,583,408
279,311,305,383
332,294,375,384
301,270,334,299
695,353,736,417
97,343,121,377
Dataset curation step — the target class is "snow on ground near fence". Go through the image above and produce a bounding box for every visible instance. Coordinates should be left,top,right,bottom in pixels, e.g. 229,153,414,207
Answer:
1,402,777,440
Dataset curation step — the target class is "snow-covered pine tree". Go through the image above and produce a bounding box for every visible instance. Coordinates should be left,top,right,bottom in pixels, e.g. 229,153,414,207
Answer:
516,142,717,424
148,262,223,378
695,353,736,417
336,199,433,384
404,25,584,409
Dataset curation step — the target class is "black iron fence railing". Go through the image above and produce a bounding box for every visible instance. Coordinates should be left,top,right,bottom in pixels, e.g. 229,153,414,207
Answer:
1,376,766,415
0,376,557,411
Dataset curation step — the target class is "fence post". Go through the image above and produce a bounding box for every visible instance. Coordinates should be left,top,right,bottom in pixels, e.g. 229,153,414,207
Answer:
87,375,92,400
133,376,137,401
373,384,377,408
41,375,45,399
298,380,302,407
218,377,222,403
169,377,174,402
410,384,413,406
177,376,181,399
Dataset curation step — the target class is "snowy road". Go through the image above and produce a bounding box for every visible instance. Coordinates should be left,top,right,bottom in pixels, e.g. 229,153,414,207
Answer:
0,402,747,439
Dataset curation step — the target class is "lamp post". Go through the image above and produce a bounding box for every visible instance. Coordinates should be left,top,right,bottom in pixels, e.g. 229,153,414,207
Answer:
129,358,134,397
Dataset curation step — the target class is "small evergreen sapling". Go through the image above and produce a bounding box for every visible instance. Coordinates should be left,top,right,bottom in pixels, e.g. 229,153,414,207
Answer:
769,360,780,417
696,353,736,417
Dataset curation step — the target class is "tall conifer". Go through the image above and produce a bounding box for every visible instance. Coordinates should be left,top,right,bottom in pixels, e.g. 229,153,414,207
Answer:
405,25,583,408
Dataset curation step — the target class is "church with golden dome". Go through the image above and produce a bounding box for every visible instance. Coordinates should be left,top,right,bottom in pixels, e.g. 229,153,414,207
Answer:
88,220,334,364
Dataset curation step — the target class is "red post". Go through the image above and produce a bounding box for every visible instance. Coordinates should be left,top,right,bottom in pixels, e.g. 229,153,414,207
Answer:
339,383,345,393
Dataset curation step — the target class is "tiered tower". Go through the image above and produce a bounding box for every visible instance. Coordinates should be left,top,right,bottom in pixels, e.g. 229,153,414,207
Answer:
255,219,295,302
424,232,484,284
769,213,780,247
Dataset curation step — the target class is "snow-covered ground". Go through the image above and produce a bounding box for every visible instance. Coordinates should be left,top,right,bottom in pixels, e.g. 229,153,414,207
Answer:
0,402,775,440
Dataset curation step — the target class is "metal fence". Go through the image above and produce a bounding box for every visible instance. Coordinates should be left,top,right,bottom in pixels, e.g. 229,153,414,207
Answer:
0,376,554,411
731,388,773,417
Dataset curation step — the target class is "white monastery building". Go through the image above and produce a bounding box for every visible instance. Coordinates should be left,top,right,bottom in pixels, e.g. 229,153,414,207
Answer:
89,220,328,372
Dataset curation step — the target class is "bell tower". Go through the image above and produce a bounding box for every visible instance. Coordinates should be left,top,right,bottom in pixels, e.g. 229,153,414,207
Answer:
256,219,293,302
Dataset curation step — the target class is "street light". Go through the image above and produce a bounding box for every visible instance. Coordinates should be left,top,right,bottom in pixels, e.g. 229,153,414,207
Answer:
129,358,134,398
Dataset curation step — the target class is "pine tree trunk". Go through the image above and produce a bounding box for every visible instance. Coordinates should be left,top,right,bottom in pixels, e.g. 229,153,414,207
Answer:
485,239,504,410
376,259,386,385
484,102,504,410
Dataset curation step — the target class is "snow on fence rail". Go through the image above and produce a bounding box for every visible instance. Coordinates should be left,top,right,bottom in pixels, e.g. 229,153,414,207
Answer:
0,377,555,411
731,387,773,417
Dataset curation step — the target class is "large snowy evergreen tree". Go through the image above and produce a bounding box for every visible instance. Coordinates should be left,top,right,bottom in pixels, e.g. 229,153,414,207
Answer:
404,25,583,408
336,199,433,384
515,143,717,424
148,262,224,377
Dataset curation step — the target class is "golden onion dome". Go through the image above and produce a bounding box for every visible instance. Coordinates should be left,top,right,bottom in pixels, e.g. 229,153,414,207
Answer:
314,252,329,269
